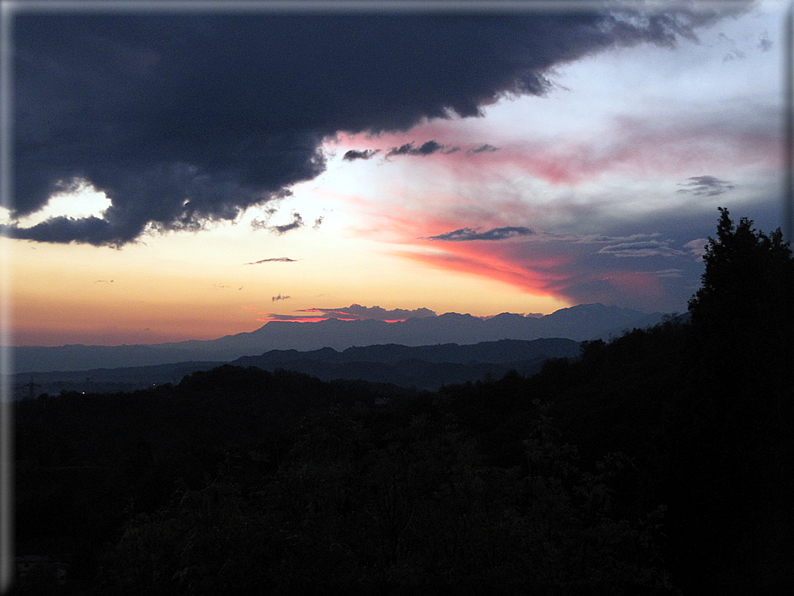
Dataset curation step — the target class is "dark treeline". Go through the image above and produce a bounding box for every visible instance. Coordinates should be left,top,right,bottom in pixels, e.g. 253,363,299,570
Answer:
11,209,794,594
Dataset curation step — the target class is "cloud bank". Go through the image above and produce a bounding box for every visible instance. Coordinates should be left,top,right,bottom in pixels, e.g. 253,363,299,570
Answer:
8,6,742,245
268,304,437,322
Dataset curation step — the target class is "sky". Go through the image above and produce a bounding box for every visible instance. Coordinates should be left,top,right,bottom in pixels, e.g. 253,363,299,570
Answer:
1,0,789,347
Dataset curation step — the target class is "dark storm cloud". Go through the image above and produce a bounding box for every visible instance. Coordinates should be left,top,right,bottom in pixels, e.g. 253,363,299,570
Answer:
429,226,534,241
2,216,118,244
677,176,736,197
9,6,746,245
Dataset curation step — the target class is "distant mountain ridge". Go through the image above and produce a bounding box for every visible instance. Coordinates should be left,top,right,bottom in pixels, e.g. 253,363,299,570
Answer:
230,338,581,390
12,338,581,396
11,303,669,373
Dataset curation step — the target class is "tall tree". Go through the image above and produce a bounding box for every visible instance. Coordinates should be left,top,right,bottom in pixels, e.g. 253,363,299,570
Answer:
673,208,794,591
689,207,794,377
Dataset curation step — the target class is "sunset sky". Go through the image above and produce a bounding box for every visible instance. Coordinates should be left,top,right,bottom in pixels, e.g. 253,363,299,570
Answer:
1,1,788,346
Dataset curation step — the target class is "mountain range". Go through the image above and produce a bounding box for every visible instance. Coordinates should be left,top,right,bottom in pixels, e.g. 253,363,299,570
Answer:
13,337,582,397
11,303,669,374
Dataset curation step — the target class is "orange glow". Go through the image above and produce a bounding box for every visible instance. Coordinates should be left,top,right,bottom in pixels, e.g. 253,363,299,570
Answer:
395,246,569,299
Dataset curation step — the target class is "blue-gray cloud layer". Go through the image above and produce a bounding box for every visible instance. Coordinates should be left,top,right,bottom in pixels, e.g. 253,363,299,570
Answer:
429,226,534,241
9,7,742,245
677,175,736,197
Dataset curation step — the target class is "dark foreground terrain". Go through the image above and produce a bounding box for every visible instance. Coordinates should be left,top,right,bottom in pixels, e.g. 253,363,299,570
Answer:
10,210,794,594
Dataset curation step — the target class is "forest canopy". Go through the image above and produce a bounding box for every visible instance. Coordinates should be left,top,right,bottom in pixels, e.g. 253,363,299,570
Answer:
11,208,794,595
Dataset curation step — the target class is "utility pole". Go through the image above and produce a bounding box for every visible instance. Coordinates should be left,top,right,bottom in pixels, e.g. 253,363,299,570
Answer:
21,376,41,400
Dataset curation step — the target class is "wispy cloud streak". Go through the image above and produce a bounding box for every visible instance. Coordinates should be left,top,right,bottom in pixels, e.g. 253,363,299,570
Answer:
245,257,297,265
677,176,736,197
428,226,535,241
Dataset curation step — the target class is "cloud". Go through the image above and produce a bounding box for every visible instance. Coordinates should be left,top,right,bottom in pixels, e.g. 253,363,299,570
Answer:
245,257,297,265
677,175,736,197
385,140,453,158
597,240,685,258
653,269,684,278
344,141,492,161
717,32,748,62
263,314,329,322
392,217,707,312
758,31,772,52
684,238,708,258
251,212,305,235
722,48,747,62
8,7,745,245
268,304,437,322
1,216,120,244
343,149,380,161
274,213,305,234
468,144,500,154
397,248,565,300
428,226,534,242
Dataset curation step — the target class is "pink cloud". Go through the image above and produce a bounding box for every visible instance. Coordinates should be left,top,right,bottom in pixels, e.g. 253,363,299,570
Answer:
336,107,779,190
394,238,572,298
326,106,776,313
261,304,437,323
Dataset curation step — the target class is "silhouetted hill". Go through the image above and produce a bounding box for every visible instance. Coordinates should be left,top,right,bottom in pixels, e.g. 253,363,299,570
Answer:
12,338,580,396
12,303,666,373
231,338,580,390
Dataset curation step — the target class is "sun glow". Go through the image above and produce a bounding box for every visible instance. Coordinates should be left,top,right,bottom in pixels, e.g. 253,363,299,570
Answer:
7,180,112,227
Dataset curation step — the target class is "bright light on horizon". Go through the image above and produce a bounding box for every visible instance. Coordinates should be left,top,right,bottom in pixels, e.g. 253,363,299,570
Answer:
4,4,785,346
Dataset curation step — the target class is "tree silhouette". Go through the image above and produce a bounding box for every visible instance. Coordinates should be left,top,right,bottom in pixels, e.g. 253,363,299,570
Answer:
673,207,794,591
689,207,794,368
685,207,793,430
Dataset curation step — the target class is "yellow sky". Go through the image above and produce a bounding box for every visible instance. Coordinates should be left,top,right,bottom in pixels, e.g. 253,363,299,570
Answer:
5,177,570,346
